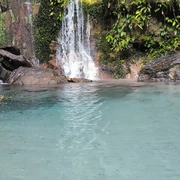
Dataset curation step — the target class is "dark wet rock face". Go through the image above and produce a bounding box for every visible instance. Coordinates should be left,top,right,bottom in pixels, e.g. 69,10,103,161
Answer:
0,46,33,83
0,47,32,71
6,0,37,64
7,67,68,85
0,63,10,82
138,52,180,82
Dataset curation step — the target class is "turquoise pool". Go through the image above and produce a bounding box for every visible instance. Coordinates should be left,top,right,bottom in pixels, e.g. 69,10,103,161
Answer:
0,81,180,180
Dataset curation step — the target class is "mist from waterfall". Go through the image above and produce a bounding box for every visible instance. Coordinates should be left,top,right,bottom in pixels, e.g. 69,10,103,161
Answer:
56,0,99,80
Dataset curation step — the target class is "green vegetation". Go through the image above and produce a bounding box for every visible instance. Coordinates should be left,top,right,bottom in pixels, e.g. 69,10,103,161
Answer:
0,0,174,77
35,0,110,63
0,12,8,46
34,0,69,62
1,0,179,76
34,0,100,62
82,0,180,77
105,0,180,62
34,0,179,76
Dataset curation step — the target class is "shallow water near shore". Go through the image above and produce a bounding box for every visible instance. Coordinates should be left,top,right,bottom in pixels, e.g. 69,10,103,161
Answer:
0,80,180,180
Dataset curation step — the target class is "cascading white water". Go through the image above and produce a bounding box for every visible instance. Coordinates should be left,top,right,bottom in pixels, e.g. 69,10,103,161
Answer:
56,0,99,80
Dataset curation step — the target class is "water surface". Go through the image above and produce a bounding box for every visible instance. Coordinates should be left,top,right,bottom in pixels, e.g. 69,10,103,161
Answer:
0,81,180,180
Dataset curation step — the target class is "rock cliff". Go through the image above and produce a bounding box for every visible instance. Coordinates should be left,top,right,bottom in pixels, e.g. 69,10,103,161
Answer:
138,52,180,82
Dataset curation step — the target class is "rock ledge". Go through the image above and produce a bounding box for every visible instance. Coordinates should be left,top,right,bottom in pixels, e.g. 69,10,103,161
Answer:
138,52,180,82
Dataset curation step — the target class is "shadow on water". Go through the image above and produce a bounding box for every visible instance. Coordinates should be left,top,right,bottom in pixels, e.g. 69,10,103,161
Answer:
0,85,63,112
0,81,136,113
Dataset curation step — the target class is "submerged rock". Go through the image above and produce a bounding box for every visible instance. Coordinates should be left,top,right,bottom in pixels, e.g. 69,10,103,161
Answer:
67,77,93,83
7,67,68,85
0,95,4,101
138,52,180,82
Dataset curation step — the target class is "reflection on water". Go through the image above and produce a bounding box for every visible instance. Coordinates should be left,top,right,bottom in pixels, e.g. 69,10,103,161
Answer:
0,81,180,180
0,82,133,112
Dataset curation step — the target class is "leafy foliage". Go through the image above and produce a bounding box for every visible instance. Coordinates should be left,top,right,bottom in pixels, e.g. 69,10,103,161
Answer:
34,0,180,78
106,0,180,61
82,0,180,77
0,12,8,45
34,0,69,62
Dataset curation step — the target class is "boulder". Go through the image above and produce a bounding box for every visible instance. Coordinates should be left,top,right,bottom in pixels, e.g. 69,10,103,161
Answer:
41,59,59,70
138,52,180,82
0,47,32,71
67,77,93,83
7,67,68,85
0,63,10,82
99,64,115,79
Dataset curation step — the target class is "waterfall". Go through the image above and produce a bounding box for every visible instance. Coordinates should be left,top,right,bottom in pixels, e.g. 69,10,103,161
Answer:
56,0,99,80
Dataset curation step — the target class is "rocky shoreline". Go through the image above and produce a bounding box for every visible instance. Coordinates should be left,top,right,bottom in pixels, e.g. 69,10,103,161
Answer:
1,46,180,85
138,52,180,82
0,47,95,85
